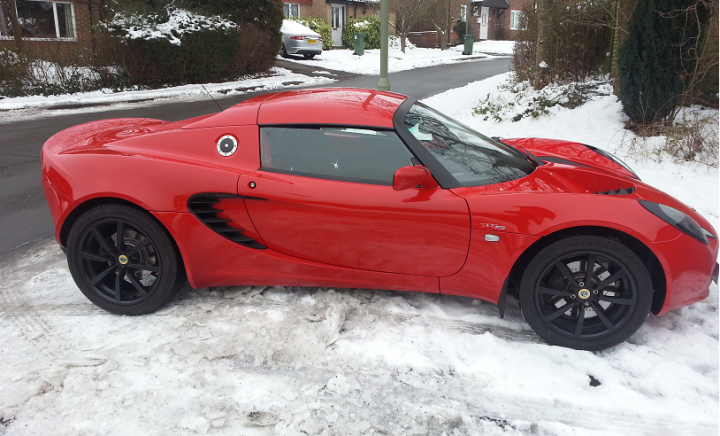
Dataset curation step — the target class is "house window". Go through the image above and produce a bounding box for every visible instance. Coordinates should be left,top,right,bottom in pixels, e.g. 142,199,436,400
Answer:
0,0,76,39
284,3,300,19
510,10,526,30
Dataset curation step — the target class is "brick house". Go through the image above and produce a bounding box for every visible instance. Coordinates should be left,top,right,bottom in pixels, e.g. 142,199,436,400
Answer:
0,0,99,60
468,0,532,41
283,0,395,47
408,0,532,47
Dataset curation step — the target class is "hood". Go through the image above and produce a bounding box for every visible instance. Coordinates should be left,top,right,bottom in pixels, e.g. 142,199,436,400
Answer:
501,137,639,180
452,162,638,197
451,157,716,239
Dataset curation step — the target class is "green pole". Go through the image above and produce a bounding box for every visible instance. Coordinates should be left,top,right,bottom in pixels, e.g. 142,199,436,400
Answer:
377,0,391,91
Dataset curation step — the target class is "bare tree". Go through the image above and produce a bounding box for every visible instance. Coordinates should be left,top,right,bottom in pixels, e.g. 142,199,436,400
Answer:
534,0,554,88
427,0,464,50
0,0,24,51
392,0,432,52
670,0,717,112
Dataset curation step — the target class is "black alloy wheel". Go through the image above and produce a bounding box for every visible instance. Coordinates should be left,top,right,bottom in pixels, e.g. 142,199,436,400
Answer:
67,204,183,315
281,45,289,58
519,236,652,350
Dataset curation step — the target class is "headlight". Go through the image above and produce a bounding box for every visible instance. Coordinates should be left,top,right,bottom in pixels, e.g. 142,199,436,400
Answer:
585,144,639,179
638,199,709,244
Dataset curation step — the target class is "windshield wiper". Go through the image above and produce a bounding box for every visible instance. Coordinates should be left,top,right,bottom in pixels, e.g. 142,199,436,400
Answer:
491,137,543,167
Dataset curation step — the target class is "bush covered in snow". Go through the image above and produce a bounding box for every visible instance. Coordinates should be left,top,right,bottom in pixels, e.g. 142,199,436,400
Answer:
0,47,121,97
388,35,416,50
472,73,719,167
473,73,612,122
0,48,30,96
342,15,381,50
100,7,275,87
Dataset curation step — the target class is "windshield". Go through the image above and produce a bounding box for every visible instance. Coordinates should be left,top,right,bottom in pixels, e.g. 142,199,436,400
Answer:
404,103,535,187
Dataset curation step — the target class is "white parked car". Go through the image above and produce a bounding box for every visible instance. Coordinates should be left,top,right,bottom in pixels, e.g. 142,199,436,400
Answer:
280,20,322,59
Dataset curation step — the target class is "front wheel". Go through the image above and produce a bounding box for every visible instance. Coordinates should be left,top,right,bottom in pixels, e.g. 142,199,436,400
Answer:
519,236,652,350
66,204,183,315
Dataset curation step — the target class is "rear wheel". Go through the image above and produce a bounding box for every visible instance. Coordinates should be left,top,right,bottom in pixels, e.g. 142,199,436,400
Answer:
519,236,652,350
303,53,316,59
66,204,183,315
280,45,289,58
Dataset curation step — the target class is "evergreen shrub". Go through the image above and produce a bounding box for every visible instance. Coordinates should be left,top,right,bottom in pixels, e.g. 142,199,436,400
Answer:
101,7,276,86
619,0,709,124
342,15,381,49
0,48,30,96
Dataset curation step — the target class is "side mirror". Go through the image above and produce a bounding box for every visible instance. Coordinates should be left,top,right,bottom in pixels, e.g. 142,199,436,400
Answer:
393,165,439,191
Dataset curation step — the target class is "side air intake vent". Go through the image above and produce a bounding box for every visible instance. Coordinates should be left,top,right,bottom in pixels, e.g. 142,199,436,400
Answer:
188,193,267,249
595,186,636,196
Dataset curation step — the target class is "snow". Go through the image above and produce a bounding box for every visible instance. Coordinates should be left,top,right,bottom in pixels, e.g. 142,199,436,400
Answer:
0,67,335,120
1,58,718,436
279,40,514,75
105,8,237,46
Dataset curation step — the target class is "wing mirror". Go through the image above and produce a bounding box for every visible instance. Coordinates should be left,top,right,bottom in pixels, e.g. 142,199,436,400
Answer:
393,165,439,191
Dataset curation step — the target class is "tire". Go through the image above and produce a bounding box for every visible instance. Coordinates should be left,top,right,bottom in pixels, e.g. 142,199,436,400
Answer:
303,53,316,59
66,204,183,315
519,236,652,351
280,45,289,58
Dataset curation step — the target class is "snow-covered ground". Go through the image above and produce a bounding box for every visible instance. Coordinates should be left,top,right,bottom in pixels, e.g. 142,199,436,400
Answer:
0,67,336,115
1,66,718,435
279,40,513,75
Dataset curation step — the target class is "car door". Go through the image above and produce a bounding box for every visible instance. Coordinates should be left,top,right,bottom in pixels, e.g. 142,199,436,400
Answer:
239,125,471,277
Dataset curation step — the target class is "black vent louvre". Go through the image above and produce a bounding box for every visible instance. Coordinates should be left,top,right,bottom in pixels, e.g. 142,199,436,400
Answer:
188,193,267,249
595,186,636,196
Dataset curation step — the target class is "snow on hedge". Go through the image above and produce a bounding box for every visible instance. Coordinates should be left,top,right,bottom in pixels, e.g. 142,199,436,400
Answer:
104,7,238,45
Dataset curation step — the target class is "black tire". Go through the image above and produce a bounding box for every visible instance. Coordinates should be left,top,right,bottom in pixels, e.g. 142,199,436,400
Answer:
519,236,652,350
66,204,183,315
280,45,289,58
303,53,316,59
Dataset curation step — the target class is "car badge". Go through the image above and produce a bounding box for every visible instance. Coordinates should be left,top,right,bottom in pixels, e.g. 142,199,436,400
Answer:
578,289,591,300
118,255,129,265
217,135,238,156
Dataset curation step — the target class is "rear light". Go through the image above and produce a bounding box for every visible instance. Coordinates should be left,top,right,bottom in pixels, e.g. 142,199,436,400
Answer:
290,36,305,40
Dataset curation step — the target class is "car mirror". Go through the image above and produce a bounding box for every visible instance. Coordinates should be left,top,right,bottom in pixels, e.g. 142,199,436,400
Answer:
393,165,438,191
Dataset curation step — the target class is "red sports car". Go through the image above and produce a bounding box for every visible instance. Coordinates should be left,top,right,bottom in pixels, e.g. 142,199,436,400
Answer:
42,88,718,350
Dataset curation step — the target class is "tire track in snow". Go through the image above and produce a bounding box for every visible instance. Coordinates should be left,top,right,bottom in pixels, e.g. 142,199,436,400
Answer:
0,272,52,345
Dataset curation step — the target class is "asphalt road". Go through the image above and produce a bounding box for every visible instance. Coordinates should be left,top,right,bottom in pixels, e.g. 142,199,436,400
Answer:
0,56,511,255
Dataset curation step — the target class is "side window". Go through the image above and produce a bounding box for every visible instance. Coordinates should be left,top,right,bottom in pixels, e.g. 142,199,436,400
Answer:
260,127,415,185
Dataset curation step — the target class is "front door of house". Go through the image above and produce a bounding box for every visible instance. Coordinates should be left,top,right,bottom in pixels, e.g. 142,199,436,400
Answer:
478,7,489,40
331,5,345,47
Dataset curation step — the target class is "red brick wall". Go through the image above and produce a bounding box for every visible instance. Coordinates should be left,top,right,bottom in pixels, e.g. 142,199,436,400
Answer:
407,31,438,48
